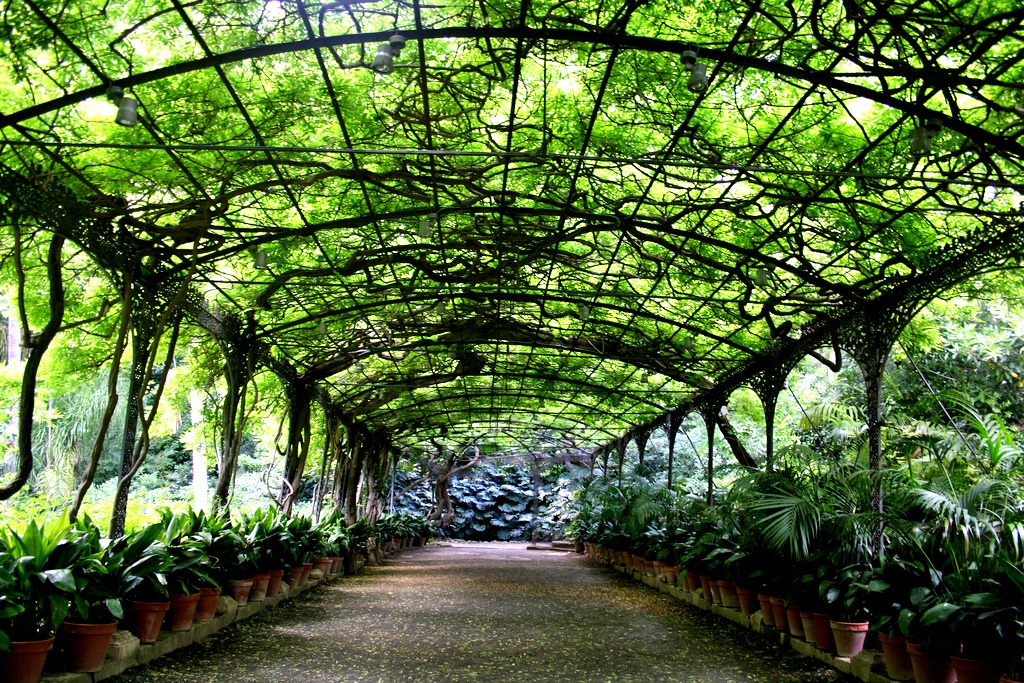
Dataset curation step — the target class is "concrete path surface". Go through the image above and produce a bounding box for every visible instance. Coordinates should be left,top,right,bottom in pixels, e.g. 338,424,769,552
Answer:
111,543,850,682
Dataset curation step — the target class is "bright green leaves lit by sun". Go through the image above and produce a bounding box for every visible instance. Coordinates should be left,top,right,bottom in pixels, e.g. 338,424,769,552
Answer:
0,0,1023,464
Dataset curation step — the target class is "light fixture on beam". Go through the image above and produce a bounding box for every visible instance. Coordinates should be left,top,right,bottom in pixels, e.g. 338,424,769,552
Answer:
371,43,394,74
318,320,328,335
754,267,769,287
910,119,941,157
389,34,407,58
578,304,590,321
688,63,709,93
435,299,446,316
254,250,268,269
354,361,364,372
418,213,437,239
640,372,650,384
107,85,138,127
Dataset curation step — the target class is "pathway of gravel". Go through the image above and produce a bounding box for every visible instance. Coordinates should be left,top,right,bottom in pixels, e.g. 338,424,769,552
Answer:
111,543,851,683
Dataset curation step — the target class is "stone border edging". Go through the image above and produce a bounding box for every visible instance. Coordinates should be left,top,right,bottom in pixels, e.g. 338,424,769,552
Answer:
608,561,897,683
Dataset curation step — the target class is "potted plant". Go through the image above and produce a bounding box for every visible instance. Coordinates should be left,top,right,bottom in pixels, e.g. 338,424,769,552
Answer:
0,520,77,683
58,515,124,673
240,508,289,598
158,510,215,630
101,522,172,644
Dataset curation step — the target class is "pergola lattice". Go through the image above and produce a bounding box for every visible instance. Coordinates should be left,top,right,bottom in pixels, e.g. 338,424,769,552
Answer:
1,0,1023,522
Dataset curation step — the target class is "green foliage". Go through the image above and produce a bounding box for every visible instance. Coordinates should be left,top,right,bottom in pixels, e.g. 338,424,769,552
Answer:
0,518,76,647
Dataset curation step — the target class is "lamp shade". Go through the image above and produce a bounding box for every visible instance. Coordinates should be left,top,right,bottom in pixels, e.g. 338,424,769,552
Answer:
687,63,708,93
115,97,138,126
372,44,394,74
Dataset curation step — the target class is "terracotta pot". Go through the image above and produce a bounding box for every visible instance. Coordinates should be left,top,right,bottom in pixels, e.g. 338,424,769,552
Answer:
645,560,657,578
736,586,758,617
166,592,200,631
757,594,775,627
878,632,914,681
718,580,740,609
249,573,270,602
685,571,701,594
312,557,332,576
770,597,788,631
830,620,869,657
699,575,713,602
664,566,680,587
0,635,54,683
950,656,1003,683
299,562,313,585
286,565,305,589
265,569,286,598
786,605,804,638
227,578,253,606
195,586,221,623
417,537,427,547
125,600,170,644
329,556,343,575
709,579,723,605
59,622,116,673
799,611,816,643
906,640,955,683
812,612,836,652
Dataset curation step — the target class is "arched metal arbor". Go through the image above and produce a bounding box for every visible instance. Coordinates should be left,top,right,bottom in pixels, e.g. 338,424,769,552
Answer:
1,0,1023,519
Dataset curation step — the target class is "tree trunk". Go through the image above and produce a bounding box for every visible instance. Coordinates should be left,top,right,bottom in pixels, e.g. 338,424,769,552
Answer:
0,234,65,500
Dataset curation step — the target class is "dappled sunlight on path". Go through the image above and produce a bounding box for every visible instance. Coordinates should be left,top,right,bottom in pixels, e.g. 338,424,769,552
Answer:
111,543,850,683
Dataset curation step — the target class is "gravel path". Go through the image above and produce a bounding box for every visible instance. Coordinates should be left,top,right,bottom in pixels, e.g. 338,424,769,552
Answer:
111,543,851,683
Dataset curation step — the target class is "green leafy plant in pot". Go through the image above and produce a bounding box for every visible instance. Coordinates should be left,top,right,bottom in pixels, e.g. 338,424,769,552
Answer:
0,520,78,641
0,519,78,683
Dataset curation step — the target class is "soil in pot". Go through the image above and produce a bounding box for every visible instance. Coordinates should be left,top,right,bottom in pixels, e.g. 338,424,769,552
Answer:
830,620,869,657
906,641,955,683
195,586,221,623
757,594,775,627
0,635,55,683
950,656,1003,683
786,605,804,638
227,578,253,606
59,621,117,673
811,612,836,653
878,632,914,681
166,592,201,631
125,600,170,644
249,573,270,602
736,587,758,617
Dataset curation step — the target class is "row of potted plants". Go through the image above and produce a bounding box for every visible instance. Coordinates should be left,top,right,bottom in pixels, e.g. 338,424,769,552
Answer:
567,462,1024,683
0,507,431,683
